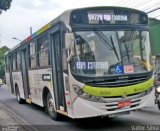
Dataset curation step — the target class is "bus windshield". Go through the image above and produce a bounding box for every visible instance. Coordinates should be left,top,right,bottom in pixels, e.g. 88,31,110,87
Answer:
70,30,152,77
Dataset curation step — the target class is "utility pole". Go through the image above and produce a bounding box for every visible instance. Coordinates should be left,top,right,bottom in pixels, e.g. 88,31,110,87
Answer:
30,27,32,35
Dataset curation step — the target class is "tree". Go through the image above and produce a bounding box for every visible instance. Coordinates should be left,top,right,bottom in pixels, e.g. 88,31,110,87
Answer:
0,0,12,11
0,46,10,79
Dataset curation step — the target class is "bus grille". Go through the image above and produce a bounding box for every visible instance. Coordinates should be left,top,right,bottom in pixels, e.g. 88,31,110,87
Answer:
87,76,150,87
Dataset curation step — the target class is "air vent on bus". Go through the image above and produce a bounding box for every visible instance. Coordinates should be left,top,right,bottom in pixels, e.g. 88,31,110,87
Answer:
86,76,150,87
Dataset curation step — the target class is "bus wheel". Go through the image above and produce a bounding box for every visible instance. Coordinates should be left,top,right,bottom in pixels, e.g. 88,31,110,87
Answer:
16,88,23,104
46,93,61,121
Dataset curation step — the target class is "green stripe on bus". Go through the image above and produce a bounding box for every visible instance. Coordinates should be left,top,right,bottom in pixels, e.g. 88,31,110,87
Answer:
36,23,51,35
83,78,153,97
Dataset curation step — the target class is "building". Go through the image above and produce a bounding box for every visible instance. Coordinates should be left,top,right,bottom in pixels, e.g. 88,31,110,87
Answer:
149,18,160,56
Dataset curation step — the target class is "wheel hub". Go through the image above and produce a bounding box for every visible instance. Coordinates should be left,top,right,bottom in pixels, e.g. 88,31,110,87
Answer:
48,98,54,112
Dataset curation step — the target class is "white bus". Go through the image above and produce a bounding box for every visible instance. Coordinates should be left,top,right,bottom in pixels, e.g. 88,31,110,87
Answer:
5,7,155,120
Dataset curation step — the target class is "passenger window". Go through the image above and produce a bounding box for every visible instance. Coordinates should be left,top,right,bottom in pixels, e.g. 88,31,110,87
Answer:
29,42,36,68
5,57,9,72
12,53,17,71
37,33,50,67
17,51,21,70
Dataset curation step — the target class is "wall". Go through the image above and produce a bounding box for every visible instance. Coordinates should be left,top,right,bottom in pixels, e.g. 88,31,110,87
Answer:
149,18,160,56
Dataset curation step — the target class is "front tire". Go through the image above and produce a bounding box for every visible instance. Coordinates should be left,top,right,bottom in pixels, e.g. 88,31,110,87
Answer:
46,92,61,121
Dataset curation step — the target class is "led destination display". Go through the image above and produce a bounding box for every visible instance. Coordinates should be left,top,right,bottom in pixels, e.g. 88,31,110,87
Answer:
71,7,148,25
76,62,109,70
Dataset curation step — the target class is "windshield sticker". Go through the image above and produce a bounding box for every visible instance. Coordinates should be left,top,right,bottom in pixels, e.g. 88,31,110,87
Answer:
76,62,108,70
115,65,123,74
124,65,134,73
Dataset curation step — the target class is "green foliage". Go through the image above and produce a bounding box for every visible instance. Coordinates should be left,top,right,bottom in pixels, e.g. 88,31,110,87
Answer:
0,46,10,79
0,0,12,11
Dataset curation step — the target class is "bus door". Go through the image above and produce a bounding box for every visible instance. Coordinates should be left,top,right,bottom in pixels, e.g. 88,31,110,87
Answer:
21,48,30,99
8,55,14,94
50,28,66,112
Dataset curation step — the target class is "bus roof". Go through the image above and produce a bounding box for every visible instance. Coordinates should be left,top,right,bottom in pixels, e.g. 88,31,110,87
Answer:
6,9,72,54
7,6,147,54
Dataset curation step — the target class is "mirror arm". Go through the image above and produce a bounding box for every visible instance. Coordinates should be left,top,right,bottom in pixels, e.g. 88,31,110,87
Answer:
67,51,74,63
62,49,68,73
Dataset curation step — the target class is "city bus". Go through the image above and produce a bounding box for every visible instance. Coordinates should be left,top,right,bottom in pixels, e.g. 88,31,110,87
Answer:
5,6,155,120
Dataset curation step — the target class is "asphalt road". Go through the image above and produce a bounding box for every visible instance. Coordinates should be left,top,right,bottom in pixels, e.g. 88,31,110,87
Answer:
0,85,160,131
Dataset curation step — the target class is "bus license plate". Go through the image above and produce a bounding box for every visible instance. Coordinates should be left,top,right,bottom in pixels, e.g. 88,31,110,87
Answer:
118,101,131,108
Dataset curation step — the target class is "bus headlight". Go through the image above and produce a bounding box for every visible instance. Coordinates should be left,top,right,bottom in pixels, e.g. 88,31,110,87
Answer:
73,85,105,102
73,85,84,95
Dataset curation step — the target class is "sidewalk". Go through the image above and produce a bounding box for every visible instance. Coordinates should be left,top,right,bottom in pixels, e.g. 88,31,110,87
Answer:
0,102,28,131
0,85,36,131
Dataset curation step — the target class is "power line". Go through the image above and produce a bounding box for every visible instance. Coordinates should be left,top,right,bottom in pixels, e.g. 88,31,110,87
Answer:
132,0,153,9
147,7,160,14
114,0,160,20
148,11,160,17
116,0,128,5
147,8,160,19
142,2,160,12
113,0,122,5
125,0,143,7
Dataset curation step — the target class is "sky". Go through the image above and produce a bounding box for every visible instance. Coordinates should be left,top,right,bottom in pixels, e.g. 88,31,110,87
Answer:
0,0,160,48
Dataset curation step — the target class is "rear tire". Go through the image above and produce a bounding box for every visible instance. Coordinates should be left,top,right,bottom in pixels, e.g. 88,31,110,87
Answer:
16,88,23,104
46,92,61,121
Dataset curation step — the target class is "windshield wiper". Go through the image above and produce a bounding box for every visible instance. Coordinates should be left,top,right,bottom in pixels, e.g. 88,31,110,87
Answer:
110,36,120,61
94,30,119,60
94,30,113,49
124,42,130,63
121,29,136,64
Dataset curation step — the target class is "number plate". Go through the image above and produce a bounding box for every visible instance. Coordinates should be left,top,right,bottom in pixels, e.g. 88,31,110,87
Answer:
118,101,131,108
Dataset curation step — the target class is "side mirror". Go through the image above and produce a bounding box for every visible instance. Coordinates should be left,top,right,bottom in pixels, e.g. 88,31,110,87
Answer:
65,33,75,63
65,33,74,50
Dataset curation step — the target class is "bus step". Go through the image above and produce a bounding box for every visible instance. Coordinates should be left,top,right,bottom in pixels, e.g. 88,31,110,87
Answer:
56,110,68,116
26,99,32,104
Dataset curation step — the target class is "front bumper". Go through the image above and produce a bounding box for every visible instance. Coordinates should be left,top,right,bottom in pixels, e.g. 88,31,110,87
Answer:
72,87,155,118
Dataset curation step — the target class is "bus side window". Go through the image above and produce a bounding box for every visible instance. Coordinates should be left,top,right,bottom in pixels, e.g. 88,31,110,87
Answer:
13,52,17,71
29,42,36,68
17,51,21,70
37,33,49,67
5,57,9,73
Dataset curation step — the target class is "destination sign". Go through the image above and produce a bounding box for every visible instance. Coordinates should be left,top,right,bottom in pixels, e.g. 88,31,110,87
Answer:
71,7,148,25
76,62,109,70
88,13,128,23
